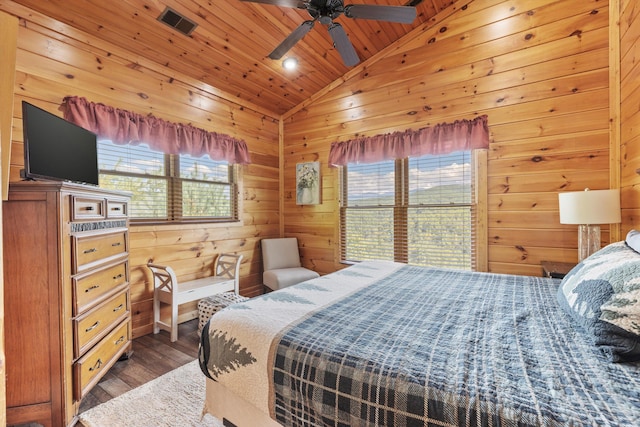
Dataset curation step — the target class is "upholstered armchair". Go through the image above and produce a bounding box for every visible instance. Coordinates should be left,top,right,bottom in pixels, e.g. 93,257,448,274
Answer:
261,237,319,291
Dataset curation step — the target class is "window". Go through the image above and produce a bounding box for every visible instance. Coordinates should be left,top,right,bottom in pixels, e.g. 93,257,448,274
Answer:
98,140,238,223
340,151,475,270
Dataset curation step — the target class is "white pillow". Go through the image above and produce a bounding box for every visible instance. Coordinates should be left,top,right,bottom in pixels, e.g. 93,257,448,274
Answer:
626,229,640,253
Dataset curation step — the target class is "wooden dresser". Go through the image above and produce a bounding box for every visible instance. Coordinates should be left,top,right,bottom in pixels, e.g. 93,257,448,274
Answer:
3,181,132,427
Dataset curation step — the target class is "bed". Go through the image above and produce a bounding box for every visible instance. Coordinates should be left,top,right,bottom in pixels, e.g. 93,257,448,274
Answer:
198,240,640,426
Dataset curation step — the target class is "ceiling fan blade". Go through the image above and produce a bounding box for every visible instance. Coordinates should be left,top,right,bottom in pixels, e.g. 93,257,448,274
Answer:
344,5,416,24
240,0,306,9
269,20,315,60
328,23,360,67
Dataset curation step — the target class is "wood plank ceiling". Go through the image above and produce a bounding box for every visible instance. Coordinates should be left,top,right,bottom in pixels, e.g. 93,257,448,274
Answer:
11,0,453,115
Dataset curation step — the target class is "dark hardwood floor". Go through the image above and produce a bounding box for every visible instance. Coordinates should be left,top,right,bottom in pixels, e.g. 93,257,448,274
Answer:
78,319,201,418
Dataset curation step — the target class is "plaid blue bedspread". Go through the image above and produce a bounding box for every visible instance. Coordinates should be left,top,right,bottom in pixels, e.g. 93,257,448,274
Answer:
271,265,640,426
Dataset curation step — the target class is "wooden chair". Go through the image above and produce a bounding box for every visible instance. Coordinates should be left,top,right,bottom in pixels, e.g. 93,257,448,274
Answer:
147,253,243,342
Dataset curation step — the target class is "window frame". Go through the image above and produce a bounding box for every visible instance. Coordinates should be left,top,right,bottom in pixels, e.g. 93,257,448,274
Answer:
97,140,240,225
339,150,486,270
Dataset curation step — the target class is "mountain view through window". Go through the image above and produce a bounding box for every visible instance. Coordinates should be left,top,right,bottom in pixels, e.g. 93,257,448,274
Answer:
98,140,236,222
341,151,472,269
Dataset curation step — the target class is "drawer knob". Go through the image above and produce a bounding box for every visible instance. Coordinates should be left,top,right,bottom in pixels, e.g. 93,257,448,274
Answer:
83,248,97,254
85,206,94,211
112,207,122,211
85,321,100,332
85,285,100,293
115,336,125,345
89,358,103,372
113,273,124,280
111,242,121,247
113,304,124,312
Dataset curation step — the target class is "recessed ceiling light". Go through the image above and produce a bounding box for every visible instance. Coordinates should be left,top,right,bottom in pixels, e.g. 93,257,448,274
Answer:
283,57,298,70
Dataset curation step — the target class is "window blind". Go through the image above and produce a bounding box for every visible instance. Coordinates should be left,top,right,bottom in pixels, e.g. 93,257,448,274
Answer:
177,153,233,219
98,140,236,222
407,153,472,269
340,151,473,269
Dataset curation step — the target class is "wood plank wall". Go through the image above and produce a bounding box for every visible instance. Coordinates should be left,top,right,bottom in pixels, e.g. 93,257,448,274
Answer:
0,1,280,338
283,0,617,277
620,0,640,230
1,0,637,340
0,10,18,426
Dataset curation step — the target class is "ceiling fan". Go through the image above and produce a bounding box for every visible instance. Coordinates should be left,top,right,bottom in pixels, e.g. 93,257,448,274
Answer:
240,0,417,67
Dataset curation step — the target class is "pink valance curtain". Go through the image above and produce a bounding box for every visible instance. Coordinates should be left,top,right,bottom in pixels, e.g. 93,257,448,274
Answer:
62,96,251,164
328,115,489,167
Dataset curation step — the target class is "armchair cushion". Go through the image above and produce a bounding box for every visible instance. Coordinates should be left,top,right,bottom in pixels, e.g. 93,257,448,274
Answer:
264,267,320,291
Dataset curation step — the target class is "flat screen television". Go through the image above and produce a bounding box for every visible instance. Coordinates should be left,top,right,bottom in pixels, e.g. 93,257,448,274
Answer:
22,101,99,186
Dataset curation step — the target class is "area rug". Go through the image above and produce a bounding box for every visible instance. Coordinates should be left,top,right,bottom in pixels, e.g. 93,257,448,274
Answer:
78,359,223,427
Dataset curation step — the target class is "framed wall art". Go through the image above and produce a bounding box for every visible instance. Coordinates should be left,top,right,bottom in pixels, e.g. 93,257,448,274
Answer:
296,161,321,205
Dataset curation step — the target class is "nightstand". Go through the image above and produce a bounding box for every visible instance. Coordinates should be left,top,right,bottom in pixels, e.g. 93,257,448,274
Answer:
541,261,576,279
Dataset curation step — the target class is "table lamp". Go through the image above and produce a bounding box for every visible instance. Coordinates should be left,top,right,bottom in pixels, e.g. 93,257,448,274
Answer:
558,188,621,262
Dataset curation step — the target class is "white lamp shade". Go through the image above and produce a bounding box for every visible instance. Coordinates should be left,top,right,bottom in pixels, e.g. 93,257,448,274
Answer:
558,189,621,225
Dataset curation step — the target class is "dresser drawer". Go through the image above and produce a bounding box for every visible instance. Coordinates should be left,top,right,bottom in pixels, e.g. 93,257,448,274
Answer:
73,230,128,273
73,261,129,316
74,290,129,358
74,319,130,400
107,200,128,218
71,196,106,221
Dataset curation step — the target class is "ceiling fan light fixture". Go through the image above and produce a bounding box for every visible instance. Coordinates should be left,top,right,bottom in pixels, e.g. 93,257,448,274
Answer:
283,57,298,70
244,0,417,66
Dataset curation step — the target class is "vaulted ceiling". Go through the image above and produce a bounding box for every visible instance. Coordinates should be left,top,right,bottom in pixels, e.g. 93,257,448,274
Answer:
12,0,453,115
